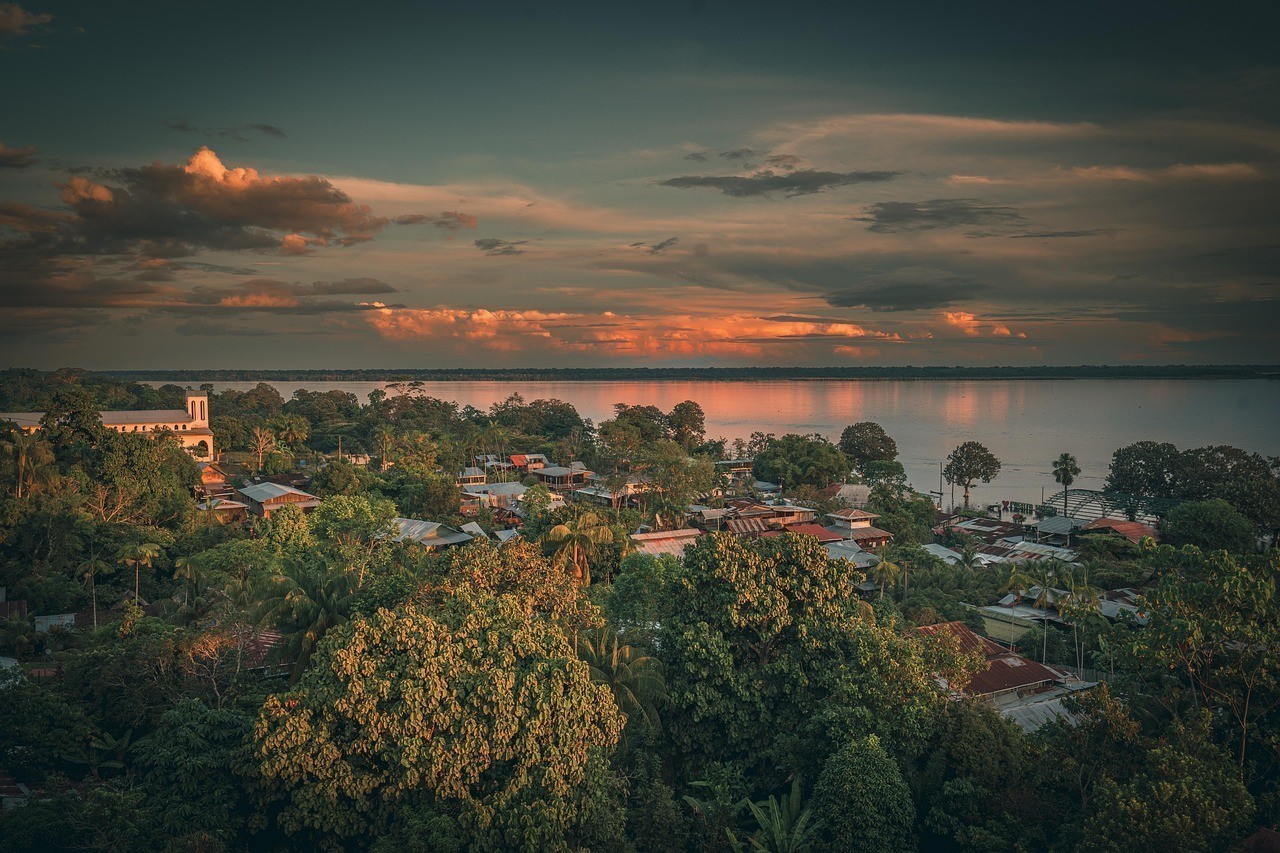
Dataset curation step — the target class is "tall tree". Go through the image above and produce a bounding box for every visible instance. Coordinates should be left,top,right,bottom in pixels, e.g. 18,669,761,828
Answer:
944,441,1001,509
838,422,899,476
116,541,162,604
249,426,276,472
254,587,624,845
668,400,707,452
1,430,55,499
255,556,356,681
1052,452,1081,517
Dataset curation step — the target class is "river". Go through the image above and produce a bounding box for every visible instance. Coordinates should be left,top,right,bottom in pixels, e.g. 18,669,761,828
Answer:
151,378,1279,512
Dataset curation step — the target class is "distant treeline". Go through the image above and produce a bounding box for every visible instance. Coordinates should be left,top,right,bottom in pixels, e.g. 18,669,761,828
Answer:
92,364,1279,382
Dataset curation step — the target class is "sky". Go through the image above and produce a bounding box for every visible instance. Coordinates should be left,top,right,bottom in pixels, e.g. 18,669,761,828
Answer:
2,0,1278,369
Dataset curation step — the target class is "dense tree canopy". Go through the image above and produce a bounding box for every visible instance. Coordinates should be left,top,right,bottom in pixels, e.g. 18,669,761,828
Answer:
838,422,899,475
751,433,848,489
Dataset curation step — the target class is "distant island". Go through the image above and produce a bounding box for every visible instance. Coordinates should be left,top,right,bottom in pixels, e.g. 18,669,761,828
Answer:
97,364,1279,382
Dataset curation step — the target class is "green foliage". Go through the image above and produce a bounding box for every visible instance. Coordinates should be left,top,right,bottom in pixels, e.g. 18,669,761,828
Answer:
306,459,367,496
813,735,915,853
254,586,625,846
838,422,899,474
752,433,848,489
943,441,1001,509
660,534,962,784
1163,497,1257,553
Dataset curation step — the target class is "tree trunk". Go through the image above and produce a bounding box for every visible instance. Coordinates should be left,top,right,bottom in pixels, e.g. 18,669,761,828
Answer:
91,576,98,630
963,483,971,509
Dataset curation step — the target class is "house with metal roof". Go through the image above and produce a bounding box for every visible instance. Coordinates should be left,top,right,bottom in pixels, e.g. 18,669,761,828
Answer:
531,464,593,493
1027,515,1087,546
824,508,894,550
630,528,703,559
389,517,474,551
456,466,487,487
237,482,322,518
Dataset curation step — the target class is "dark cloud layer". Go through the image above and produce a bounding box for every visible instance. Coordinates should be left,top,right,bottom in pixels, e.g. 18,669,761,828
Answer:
1010,229,1119,239
660,168,902,197
0,142,38,168
165,120,288,142
474,238,527,256
827,279,988,312
393,210,478,229
648,237,679,254
0,3,51,37
853,198,1026,232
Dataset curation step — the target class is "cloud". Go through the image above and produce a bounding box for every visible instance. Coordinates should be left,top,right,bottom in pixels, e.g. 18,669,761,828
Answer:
853,198,1025,232
366,306,902,358
683,151,708,162
48,146,389,257
763,154,801,171
0,142,38,168
165,121,288,141
827,277,988,312
393,210,478,229
1010,229,1119,239
0,3,51,37
719,148,759,161
659,168,902,197
475,238,528,256
648,237,679,254
942,310,1026,338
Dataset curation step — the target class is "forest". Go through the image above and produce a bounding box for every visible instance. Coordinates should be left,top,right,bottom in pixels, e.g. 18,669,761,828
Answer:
0,367,1277,852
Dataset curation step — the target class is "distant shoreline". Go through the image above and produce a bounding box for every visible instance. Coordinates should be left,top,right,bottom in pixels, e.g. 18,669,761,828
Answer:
90,365,1280,382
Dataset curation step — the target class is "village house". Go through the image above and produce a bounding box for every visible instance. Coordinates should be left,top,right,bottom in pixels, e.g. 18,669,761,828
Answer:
1079,517,1159,544
461,481,527,515
630,528,703,559
824,508,894,550
508,453,550,474
1,389,216,462
389,517,475,551
237,482,322,518
530,462,593,493
455,466,487,487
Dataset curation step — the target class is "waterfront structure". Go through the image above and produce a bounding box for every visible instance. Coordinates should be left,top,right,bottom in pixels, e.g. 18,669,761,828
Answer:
0,390,215,462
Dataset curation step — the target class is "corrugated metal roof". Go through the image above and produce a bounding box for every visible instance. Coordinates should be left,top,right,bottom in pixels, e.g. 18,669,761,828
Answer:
239,482,319,502
630,528,702,557
726,517,771,536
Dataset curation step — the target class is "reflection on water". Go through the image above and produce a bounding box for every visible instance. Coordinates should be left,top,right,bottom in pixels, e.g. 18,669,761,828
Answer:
159,378,1280,511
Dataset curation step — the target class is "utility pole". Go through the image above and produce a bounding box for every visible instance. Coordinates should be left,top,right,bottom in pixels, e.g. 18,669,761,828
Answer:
337,435,343,462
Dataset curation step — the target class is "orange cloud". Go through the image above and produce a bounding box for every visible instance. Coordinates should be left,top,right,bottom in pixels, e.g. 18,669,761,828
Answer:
942,311,1026,338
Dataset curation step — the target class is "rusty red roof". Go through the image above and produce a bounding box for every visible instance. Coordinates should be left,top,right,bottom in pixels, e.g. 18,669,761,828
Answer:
1080,517,1158,543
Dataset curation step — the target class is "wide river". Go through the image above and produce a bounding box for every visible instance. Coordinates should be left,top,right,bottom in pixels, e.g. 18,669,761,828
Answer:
158,379,1279,512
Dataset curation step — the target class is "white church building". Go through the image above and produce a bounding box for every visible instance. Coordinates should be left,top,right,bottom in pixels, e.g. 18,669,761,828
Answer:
1,390,216,462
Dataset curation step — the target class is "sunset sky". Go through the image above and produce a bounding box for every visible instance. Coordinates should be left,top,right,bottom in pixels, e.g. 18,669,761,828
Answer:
2,1,1278,368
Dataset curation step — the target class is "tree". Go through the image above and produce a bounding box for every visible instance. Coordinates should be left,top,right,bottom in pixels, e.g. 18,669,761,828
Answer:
249,426,276,472
116,541,162,604
1164,498,1256,553
660,533,968,783
752,434,848,489
813,735,915,853
308,494,399,584
254,587,624,845
1126,548,1280,777
1052,452,1081,517
575,627,666,734
871,555,901,600
668,400,707,451
838,422,898,475
944,441,1001,509
271,413,310,449
78,552,114,630
1104,440,1180,498
548,511,616,585
255,555,356,681
1,429,55,499
307,459,365,496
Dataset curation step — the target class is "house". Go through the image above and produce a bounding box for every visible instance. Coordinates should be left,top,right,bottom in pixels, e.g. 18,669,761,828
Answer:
456,466,487,487
820,483,872,508
509,453,550,474
389,517,475,551
726,516,772,538
197,461,230,492
917,621,1085,730
237,482,322,518
945,516,1027,544
2,390,216,461
1079,517,1159,544
762,522,844,543
687,505,731,531
715,458,754,481
474,454,515,475
196,497,249,523
531,463,593,493
576,472,656,506
766,503,818,525
824,508,894,550
630,528,703,559
461,481,527,514
1027,515,1086,547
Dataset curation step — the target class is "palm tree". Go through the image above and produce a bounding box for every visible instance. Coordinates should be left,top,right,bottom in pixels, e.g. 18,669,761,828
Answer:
1063,569,1103,672
77,553,113,629
272,414,309,449
999,564,1035,648
548,511,615,585
871,556,902,601
250,426,276,472
255,557,355,682
1,430,55,499
116,542,162,604
1028,561,1064,663
1052,452,1081,519
574,627,666,734
727,778,822,853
